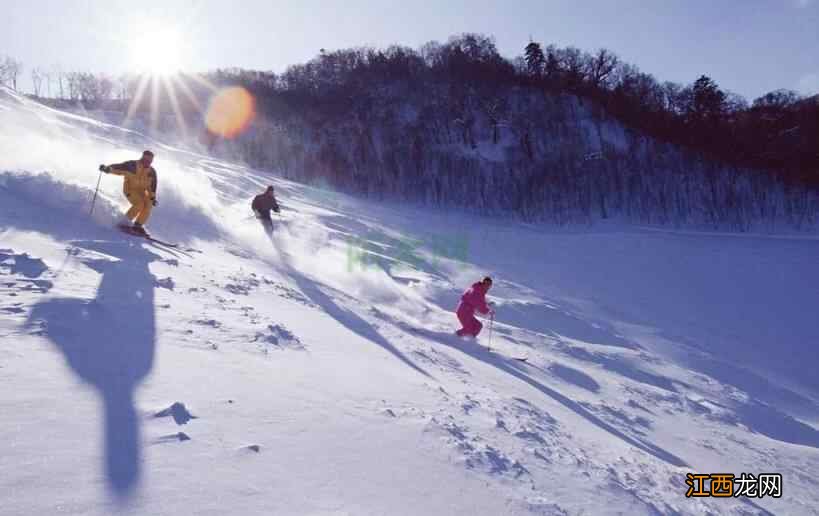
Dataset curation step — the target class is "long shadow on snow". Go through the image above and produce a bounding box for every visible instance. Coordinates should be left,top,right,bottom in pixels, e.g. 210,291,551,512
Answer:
537,337,819,448
557,345,679,393
395,324,688,468
276,256,431,379
547,363,602,393
26,240,158,497
492,300,638,350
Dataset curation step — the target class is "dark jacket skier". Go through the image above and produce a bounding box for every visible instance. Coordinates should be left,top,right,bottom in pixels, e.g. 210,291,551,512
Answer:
252,186,280,235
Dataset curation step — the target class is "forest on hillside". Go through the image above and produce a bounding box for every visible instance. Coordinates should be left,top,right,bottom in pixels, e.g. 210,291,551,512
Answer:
5,34,817,229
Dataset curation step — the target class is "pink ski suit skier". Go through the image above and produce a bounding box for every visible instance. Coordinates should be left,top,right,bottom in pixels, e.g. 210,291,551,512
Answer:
456,277,493,337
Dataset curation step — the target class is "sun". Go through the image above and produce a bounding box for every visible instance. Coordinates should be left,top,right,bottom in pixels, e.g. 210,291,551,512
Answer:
130,27,182,75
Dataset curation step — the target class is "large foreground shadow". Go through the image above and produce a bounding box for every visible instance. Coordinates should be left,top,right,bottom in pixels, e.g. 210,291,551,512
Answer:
27,240,158,497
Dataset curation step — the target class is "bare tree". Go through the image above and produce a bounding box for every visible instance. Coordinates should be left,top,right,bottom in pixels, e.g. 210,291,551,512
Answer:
0,56,24,90
6,56,23,90
661,81,685,114
42,68,52,97
556,46,588,89
31,67,44,96
69,72,113,107
52,64,65,99
66,71,81,102
585,48,619,89
544,44,561,80
0,58,7,87
97,75,114,105
115,74,131,102
481,96,508,144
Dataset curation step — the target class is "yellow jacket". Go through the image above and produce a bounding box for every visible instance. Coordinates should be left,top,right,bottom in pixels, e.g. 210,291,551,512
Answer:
107,160,157,198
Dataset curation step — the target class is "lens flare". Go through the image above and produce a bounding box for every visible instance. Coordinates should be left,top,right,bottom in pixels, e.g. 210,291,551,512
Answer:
204,87,256,139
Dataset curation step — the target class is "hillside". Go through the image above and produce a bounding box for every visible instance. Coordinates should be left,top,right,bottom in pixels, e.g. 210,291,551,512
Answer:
102,38,819,231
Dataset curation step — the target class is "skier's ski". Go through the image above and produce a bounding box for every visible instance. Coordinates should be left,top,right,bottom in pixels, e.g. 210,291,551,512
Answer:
455,332,529,361
146,236,180,249
117,224,180,249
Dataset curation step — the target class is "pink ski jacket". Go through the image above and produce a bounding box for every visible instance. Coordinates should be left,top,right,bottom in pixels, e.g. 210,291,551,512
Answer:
459,282,490,315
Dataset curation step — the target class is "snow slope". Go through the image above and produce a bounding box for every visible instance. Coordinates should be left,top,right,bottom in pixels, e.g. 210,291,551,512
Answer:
2,87,818,515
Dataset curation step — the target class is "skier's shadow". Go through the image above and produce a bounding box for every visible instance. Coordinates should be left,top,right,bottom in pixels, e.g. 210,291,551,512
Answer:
274,254,431,379
393,323,690,468
27,240,158,498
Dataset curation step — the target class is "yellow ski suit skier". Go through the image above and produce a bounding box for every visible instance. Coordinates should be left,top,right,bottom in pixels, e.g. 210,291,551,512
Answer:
100,150,158,229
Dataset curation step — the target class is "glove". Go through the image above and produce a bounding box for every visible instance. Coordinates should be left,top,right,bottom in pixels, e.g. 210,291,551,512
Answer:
99,164,110,173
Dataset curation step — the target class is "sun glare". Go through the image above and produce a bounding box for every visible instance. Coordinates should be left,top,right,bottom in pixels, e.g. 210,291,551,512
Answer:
131,28,182,75
122,20,254,141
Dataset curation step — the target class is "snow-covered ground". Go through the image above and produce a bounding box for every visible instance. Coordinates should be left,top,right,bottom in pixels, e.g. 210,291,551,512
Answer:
1,87,818,515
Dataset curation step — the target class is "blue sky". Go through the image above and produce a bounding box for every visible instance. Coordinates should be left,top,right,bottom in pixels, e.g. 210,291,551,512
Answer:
3,0,818,100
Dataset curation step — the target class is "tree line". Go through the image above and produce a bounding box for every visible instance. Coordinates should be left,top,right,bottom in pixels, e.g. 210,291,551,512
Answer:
0,55,133,108
4,34,817,228
193,35,816,229
6,36,816,188
520,41,818,189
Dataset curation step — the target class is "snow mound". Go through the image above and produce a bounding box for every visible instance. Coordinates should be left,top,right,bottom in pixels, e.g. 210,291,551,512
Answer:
253,323,304,351
154,402,197,425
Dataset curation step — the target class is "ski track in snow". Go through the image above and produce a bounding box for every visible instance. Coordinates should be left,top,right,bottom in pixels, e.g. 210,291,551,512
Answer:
1,86,818,515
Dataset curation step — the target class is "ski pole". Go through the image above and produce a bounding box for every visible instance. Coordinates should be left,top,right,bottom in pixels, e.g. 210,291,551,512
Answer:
488,310,494,351
89,169,103,216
